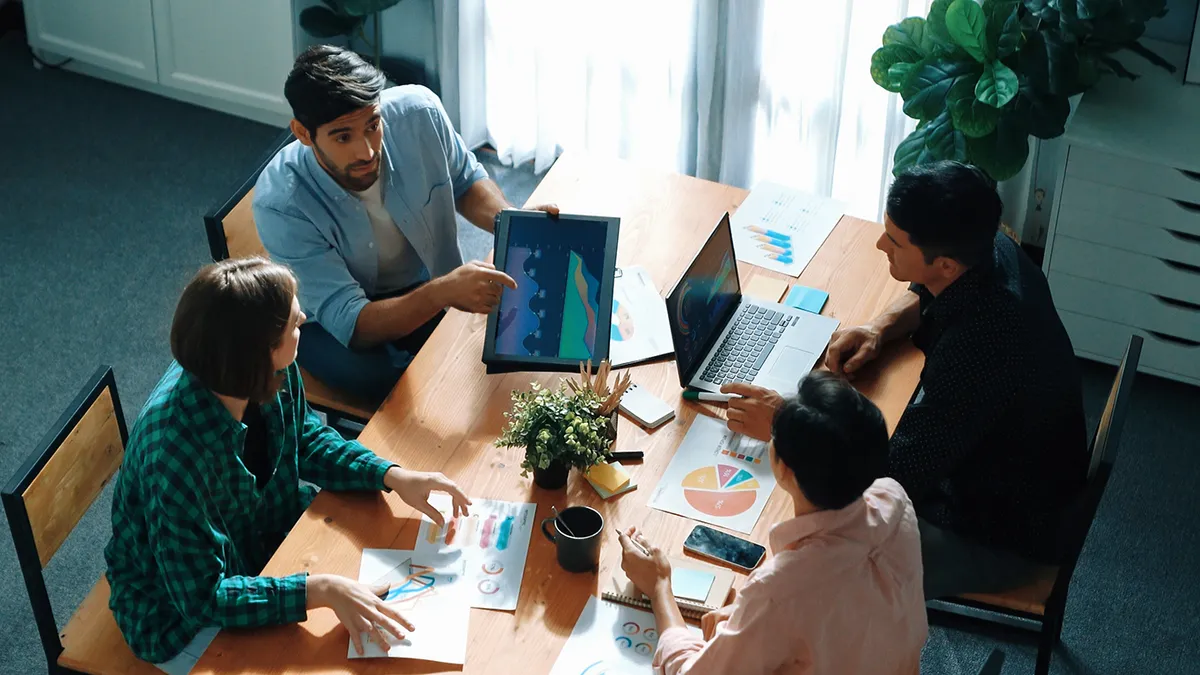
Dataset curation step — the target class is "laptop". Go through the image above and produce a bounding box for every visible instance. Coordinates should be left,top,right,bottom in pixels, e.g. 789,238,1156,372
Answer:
666,213,840,395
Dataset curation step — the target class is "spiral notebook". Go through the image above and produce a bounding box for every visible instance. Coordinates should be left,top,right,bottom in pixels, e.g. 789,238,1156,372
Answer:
603,556,736,619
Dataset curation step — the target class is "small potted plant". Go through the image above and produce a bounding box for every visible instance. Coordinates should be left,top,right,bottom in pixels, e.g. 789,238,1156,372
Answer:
497,361,631,489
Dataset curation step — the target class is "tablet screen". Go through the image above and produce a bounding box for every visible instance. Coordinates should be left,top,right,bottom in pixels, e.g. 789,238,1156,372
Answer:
494,213,610,359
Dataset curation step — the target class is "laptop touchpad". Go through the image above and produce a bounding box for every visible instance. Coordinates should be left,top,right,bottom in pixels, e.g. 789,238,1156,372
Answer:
765,346,814,390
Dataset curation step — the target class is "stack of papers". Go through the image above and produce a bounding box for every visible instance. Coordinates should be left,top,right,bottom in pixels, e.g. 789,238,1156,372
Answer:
352,498,538,663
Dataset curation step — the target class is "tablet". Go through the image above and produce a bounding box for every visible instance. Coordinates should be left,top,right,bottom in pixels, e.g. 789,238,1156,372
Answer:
483,209,621,373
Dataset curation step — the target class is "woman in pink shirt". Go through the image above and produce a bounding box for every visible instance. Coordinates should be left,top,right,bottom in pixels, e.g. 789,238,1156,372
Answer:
619,372,927,674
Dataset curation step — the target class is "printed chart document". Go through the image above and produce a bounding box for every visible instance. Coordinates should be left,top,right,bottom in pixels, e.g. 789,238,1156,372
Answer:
351,549,470,664
730,182,846,277
648,414,778,534
609,266,673,367
549,596,703,675
415,494,537,611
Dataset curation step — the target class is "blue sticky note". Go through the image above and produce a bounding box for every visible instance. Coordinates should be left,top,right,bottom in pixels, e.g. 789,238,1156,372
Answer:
784,285,829,314
672,568,716,602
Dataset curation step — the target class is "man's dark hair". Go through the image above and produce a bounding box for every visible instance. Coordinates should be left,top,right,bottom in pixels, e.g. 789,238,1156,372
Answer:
771,372,889,511
171,258,298,403
886,160,1002,268
285,45,387,134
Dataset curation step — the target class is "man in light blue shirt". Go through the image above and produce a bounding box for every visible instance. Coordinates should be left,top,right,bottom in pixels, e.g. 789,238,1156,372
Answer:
254,46,556,402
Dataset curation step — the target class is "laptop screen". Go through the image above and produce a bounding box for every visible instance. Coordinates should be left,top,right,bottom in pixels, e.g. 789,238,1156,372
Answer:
666,213,741,381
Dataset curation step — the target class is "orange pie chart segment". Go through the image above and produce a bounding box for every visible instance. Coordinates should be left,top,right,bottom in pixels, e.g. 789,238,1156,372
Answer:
683,488,757,518
682,466,719,489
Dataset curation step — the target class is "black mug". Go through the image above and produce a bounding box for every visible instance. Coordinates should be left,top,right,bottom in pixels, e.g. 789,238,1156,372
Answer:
541,506,604,573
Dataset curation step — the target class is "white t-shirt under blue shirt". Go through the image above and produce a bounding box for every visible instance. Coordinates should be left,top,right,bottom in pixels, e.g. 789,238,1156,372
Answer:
352,164,427,294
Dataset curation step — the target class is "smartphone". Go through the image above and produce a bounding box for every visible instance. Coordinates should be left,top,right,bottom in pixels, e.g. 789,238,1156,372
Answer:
682,525,766,571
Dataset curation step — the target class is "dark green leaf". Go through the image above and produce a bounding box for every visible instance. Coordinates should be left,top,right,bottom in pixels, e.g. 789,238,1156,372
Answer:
1075,0,1118,21
976,61,1019,107
339,0,404,17
949,76,1000,137
1020,30,1083,96
299,6,359,38
884,17,930,52
1056,0,1088,38
1012,78,1071,139
926,0,955,44
889,63,920,91
1023,0,1058,22
983,0,1022,59
872,44,925,91
946,0,989,62
320,0,339,10
965,113,1030,180
902,59,979,120
893,111,968,176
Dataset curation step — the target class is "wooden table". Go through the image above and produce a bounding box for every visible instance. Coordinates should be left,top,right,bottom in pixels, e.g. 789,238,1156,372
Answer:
194,152,923,674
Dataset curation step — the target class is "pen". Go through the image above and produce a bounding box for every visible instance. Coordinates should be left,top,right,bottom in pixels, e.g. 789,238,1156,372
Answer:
608,450,644,462
616,528,651,556
681,391,737,403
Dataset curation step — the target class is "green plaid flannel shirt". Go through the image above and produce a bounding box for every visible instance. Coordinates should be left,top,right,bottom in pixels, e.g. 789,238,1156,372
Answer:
104,362,394,663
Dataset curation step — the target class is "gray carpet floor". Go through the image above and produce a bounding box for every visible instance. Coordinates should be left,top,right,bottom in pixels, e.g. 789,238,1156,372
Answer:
2,29,1198,675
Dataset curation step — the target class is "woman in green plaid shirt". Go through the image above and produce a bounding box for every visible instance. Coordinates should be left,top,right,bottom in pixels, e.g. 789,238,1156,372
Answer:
104,258,471,669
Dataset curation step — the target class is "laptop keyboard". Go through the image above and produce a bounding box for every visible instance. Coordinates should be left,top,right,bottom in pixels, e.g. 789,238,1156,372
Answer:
700,305,791,385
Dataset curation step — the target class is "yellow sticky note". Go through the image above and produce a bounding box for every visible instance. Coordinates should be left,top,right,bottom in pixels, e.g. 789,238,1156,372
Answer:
585,462,631,493
744,275,789,303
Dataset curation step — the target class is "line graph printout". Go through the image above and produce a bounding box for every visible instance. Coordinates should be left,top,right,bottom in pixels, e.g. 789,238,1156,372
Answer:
415,495,537,611
350,549,470,664
648,415,777,534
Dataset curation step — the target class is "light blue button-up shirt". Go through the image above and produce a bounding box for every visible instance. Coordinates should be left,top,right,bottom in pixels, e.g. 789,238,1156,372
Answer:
253,85,489,347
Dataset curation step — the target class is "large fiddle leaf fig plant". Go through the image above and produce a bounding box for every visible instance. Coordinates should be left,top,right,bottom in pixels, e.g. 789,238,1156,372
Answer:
873,0,1173,181
300,0,404,67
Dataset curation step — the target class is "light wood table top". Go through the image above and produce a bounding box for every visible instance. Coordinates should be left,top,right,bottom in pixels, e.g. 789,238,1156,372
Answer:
194,151,923,674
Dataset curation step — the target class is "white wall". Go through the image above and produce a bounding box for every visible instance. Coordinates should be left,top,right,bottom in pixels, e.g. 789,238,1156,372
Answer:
1147,0,1199,45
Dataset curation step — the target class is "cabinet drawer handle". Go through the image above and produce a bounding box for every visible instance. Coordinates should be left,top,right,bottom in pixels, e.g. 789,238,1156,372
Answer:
1163,259,1200,275
1166,228,1200,244
1148,331,1200,348
1180,169,1200,182
1170,198,1200,214
1155,295,1200,312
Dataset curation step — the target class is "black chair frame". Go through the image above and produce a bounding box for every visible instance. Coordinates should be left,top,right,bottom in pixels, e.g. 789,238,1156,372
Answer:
2,366,128,675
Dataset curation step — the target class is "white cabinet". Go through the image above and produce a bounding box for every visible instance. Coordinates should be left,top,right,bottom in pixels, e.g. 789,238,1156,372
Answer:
24,0,158,82
24,0,296,125
1044,41,1200,387
151,0,294,117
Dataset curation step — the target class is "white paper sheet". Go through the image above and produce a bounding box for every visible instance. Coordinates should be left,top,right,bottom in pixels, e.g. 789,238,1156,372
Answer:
414,495,537,611
350,549,470,664
730,182,846,277
609,266,673,367
549,597,703,675
648,414,778,534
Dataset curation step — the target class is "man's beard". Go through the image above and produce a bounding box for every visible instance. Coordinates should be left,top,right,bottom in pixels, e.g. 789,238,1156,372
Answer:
315,143,380,192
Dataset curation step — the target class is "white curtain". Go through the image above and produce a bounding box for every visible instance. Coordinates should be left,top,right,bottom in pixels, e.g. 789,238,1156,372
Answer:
444,0,932,220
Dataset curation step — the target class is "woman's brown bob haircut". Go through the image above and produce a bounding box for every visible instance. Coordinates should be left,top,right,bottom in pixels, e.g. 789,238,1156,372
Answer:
170,257,298,402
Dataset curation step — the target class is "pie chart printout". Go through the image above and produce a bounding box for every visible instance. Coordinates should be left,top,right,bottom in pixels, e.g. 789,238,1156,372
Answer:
681,464,760,517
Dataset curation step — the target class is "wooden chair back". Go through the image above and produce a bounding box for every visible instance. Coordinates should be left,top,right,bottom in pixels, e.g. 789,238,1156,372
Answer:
1046,334,1143,614
2,366,128,672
